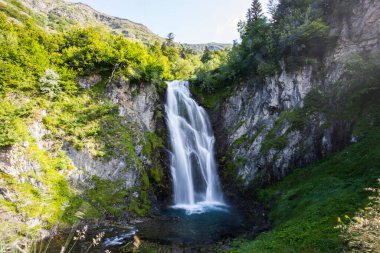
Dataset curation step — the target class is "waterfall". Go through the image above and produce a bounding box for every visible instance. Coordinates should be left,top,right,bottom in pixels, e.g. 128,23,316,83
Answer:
165,80,225,214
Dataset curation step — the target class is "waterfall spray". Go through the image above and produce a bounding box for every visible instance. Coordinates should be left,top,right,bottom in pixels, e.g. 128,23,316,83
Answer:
165,81,225,214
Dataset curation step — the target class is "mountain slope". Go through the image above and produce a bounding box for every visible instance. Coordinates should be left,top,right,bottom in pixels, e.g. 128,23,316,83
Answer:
18,0,162,42
183,42,232,53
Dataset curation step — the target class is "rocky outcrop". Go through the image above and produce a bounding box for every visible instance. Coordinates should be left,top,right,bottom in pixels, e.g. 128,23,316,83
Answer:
77,74,102,89
65,146,138,188
213,0,380,187
0,145,42,184
64,78,162,189
106,78,159,132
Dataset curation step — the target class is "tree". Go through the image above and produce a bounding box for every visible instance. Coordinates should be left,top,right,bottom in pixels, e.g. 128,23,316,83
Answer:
166,32,175,46
268,0,279,22
237,20,247,37
201,46,213,63
246,0,263,24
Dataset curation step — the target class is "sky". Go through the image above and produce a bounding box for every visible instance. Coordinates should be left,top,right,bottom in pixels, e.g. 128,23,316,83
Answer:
69,0,270,44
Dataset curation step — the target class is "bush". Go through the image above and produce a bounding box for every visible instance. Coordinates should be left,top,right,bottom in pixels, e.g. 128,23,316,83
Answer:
40,69,61,99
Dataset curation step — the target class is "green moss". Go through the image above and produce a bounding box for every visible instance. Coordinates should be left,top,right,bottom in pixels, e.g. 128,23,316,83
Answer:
246,126,266,147
191,83,234,109
233,134,248,147
42,90,143,161
142,132,165,184
221,154,247,188
262,134,289,154
81,176,129,218
261,113,290,154
229,120,246,134
127,190,151,217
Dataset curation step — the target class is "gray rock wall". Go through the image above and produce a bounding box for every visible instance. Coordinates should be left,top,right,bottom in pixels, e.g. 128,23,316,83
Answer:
0,77,162,233
213,0,380,186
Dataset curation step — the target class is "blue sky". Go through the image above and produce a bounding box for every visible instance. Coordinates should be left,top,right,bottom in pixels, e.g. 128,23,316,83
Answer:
69,0,269,44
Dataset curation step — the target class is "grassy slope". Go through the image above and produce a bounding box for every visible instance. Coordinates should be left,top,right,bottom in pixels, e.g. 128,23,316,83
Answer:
229,106,380,253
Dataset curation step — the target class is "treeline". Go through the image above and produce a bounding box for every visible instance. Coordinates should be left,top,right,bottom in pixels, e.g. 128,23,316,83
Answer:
0,12,201,96
193,0,355,93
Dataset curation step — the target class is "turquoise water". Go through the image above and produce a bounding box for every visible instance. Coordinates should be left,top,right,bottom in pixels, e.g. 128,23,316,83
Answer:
44,206,247,252
135,206,246,245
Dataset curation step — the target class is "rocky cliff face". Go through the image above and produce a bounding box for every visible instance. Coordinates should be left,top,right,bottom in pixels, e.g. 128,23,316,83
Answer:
0,77,165,238
213,0,380,187
55,77,161,189
106,78,160,132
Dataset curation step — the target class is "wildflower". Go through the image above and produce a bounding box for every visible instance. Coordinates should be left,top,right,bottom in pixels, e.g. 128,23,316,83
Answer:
338,217,342,223
92,232,105,246
74,225,88,241
344,215,349,219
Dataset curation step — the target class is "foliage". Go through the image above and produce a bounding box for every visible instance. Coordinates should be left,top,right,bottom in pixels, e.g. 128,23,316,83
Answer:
339,53,380,115
43,93,117,157
0,13,51,93
39,69,62,99
0,97,32,147
192,0,338,104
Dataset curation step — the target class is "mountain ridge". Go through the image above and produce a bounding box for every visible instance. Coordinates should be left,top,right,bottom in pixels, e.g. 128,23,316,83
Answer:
18,0,162,43
15,0,231,51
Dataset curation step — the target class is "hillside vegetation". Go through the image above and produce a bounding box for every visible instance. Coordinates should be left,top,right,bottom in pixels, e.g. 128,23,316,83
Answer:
0,0,203,247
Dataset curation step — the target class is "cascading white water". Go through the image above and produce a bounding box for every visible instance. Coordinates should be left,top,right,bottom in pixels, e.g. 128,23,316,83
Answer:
165,80,225,214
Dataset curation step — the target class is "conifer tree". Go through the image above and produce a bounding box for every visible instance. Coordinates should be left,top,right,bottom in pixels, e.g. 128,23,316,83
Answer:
246,0,263,24
268,0,279,22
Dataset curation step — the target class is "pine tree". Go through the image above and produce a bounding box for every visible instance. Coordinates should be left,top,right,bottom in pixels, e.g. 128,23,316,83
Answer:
268,0,279,22
247,0,263,24
201,46,213,63
166,32,175,46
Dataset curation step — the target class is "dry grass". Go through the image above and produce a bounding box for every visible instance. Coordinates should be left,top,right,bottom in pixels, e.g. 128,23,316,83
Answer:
337,180,380,253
